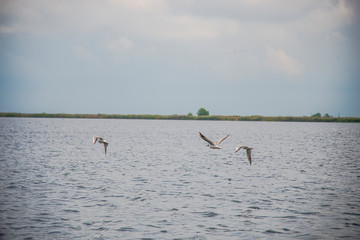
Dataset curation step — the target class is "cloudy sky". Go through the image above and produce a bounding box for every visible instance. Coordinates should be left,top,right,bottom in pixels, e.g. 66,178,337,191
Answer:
0,0,359,116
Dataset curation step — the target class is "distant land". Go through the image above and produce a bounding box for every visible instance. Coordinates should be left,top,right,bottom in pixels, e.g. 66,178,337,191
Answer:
1,112,359,123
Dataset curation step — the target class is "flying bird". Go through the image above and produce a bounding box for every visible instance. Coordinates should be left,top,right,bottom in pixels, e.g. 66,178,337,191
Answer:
199,132,229,149
235,146,253,165
93,136,109,155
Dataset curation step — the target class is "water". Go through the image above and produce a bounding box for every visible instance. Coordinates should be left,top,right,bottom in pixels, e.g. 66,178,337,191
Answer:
0,118,359,239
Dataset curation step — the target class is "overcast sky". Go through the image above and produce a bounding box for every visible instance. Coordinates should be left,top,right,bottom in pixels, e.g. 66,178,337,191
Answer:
0,0,359,116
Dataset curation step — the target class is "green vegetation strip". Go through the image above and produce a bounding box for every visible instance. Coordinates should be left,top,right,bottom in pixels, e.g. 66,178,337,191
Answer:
1,112,359,122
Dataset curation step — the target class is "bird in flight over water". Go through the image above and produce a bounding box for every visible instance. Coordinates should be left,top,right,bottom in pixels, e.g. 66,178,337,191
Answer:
93,136,109,155
199,132,229,149
235,146,253,165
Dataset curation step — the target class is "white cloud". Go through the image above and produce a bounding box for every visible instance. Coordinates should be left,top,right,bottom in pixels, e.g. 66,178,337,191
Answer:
265,47,304,76
146,16,239,42
105,37,135,53
107,0,166,12
293,0,354,35
169,0,318,23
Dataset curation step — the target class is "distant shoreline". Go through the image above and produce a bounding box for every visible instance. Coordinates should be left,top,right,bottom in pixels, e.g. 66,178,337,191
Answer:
1,112,359,123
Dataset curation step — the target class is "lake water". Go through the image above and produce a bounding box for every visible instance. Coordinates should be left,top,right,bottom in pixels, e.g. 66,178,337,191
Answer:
0,118,359,239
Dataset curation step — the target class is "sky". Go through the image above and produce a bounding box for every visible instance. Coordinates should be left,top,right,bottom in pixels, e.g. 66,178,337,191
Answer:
0,0,359,117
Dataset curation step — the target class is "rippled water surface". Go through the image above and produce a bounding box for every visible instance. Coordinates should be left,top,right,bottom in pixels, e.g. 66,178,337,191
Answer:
0,118,359,239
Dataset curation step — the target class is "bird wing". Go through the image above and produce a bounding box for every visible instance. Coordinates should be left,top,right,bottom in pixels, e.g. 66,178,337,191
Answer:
216,134,229,145
246,149,252,165
199,132,215,146
93,136,98,144
234,146,243,153
104,142,108,155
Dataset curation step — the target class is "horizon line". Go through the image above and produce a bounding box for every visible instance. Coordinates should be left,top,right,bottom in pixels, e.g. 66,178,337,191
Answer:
1,112,359,123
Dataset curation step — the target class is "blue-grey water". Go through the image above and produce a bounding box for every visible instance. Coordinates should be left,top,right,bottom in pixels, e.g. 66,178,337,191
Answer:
0,118,359,239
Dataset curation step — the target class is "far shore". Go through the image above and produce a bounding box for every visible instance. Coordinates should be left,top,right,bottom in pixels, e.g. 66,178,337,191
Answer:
1,112,359,123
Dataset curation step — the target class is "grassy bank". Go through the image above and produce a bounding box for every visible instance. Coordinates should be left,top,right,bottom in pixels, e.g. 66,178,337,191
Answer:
1,112,359,123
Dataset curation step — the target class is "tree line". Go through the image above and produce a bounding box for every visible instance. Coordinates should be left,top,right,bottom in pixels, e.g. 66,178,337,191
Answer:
1,111,359,123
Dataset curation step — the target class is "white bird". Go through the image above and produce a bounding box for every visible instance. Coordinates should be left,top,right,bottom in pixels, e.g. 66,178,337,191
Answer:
93,136,109,155
199,132,229,149
235,146,253,165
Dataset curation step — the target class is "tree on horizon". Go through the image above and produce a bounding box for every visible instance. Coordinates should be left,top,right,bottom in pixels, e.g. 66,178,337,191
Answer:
197,108,209,116
311,113,322,117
